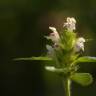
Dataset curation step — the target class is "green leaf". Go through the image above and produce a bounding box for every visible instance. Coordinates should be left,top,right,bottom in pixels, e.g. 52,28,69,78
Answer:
76,56,96,63
14,56,52,61
71,73,93,86
45,66,68,73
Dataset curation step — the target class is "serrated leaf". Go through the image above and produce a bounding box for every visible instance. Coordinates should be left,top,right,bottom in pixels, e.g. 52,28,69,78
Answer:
76,56,96,63
71,73,93,86
14,56,52,61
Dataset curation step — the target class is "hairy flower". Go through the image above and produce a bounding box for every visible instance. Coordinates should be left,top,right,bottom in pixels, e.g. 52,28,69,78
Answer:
63,17,76,32
74,37,85,52
47,27,60,44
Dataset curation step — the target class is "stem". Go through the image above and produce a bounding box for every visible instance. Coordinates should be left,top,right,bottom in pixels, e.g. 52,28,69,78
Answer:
63,78,71,96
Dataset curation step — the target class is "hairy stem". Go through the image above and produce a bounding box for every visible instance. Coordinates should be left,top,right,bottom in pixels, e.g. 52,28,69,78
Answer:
63,78,71,96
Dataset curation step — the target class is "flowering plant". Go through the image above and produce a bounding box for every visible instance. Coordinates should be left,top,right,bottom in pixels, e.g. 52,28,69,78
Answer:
15,17,96,96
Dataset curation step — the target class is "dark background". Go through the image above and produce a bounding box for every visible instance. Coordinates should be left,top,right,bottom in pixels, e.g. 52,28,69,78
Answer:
0,0,96,96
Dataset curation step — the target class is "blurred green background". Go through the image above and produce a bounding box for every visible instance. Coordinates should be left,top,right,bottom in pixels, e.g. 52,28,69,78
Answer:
0,0,96,96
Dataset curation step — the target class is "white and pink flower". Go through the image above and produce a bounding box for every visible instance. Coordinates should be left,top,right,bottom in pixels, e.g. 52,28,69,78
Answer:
46,27,60,44
63,17,76,32
74,37,85,52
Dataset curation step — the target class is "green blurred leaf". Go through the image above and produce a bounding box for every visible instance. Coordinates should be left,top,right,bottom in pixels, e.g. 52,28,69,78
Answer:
14,56,52,61
45,66,68,73
71,73,93,86
76,56,96,63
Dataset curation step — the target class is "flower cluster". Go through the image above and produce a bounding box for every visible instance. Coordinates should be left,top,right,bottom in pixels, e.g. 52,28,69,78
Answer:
44,17,96,91
46,17,85,60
